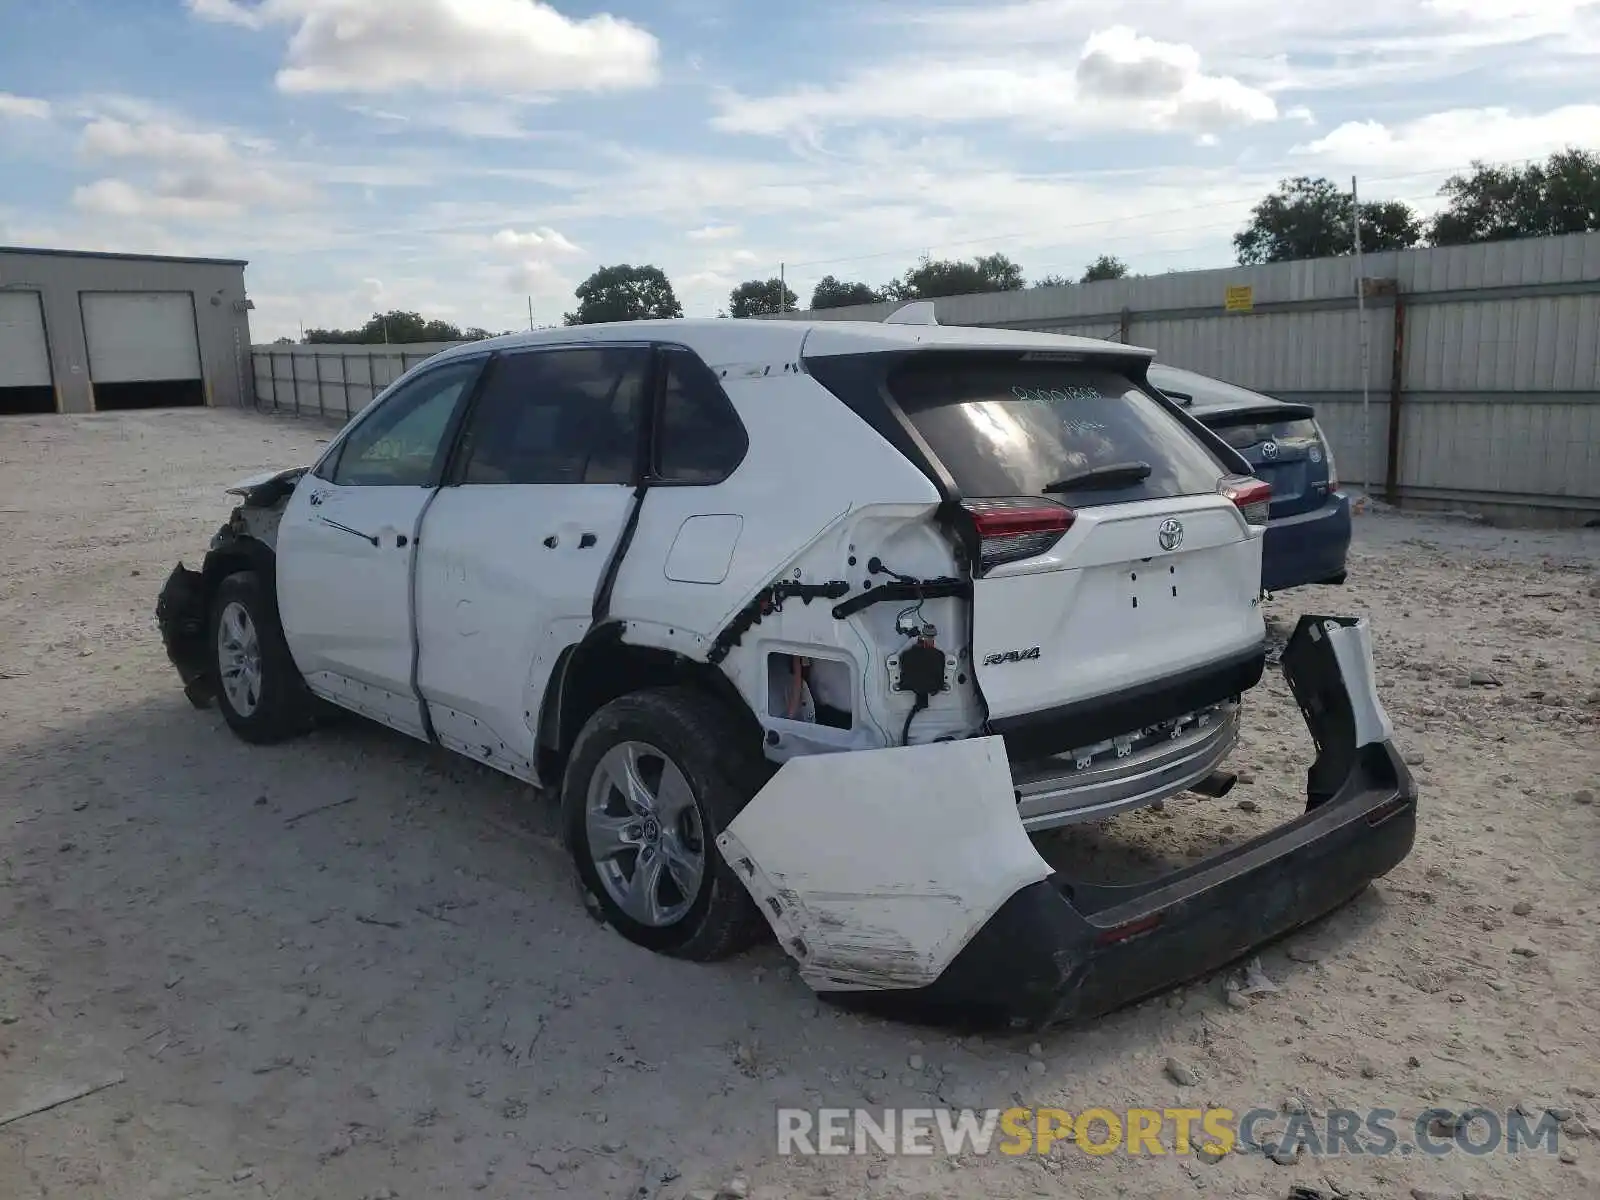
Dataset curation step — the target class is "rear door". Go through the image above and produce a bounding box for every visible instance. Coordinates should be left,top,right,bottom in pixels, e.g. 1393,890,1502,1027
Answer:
413,344,652,776
1200,406,1330,518
887,354,1265,723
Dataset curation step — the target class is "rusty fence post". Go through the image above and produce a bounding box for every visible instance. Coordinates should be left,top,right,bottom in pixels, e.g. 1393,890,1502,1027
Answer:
1386,289,1405,507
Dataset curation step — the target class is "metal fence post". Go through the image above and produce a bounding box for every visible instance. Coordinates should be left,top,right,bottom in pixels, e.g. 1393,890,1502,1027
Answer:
313,351,325,419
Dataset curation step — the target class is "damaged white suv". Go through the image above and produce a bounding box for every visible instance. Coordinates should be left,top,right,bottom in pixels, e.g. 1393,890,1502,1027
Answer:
158,313,1416,1027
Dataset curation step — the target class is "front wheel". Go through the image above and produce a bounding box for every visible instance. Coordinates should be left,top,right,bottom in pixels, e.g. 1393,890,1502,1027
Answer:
562,688,768,960
209,570,314,744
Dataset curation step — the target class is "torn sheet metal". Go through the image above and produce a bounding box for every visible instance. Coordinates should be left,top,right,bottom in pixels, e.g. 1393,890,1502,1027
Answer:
225,465,308,507
716,736,1052,992
722,612,1417,1027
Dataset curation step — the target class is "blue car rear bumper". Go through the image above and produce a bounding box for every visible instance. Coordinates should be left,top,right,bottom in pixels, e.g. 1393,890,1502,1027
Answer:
1262,493,1351,591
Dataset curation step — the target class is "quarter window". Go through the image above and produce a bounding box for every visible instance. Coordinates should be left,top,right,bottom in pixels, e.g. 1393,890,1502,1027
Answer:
653,348,747,483
457,347,650,485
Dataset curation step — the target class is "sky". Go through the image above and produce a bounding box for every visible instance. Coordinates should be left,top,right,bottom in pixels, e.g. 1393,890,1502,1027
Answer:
1,0,1597,341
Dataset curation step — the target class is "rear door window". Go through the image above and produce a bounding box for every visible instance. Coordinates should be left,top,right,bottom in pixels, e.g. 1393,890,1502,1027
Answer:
889,355,1226,505
455,347,650,485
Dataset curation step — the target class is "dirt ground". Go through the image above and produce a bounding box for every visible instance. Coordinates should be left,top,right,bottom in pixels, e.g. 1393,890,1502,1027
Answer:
1,408,1596,1200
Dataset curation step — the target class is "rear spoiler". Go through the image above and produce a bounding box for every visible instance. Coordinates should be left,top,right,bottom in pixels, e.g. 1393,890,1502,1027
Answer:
1190,402,1317,425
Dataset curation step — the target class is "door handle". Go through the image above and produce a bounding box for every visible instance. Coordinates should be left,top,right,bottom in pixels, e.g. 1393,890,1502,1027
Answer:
578,532,598,549
543,535,559,549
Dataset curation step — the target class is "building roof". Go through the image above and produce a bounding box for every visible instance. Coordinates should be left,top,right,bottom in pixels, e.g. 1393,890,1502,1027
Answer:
0,245,248,267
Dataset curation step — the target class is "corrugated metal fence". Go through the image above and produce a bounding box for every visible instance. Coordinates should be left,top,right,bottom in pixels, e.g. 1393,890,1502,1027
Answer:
250,341,470,423
780,231,1600,523
250,232,1600,522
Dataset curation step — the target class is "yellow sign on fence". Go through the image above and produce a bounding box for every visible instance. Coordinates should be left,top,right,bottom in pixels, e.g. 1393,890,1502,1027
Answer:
1225,285,1254,313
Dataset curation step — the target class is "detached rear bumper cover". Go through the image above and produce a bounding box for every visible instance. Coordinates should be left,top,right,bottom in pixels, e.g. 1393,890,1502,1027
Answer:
717,615,1416,1028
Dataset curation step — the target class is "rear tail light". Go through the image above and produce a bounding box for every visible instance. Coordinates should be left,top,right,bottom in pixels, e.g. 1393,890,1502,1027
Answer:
1220,475,1273,525
961,498,1074,572
1312,419,1338,490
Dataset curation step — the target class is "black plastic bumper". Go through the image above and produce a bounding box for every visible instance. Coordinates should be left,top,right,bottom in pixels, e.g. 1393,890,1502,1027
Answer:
835,614,1417,1030
156,563,215,708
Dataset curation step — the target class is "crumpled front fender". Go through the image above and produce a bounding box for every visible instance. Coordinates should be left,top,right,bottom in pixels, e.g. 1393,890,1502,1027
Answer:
718,614,1417,1026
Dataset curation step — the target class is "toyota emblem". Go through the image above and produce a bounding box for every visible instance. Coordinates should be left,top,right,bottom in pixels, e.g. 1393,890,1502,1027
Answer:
1260,440,1280,460
1157,517,1184,551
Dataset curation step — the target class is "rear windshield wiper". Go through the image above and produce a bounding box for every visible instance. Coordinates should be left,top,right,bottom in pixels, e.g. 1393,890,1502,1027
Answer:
1041,461,1153,493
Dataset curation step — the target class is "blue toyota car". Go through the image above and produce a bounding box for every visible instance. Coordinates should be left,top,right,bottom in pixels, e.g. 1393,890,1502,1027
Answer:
1148,364,1351,592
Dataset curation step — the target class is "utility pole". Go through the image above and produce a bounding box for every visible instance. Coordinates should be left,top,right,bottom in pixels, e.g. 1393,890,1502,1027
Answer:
779,262,786,313
528,296,534,330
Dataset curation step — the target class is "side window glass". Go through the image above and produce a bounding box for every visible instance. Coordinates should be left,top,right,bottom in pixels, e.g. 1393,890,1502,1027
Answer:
654,349,748,484
458,347,649,484
330,360,481,487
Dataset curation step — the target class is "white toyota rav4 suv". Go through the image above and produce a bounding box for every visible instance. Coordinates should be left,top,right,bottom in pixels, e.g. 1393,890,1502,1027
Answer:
158,314,1416,1027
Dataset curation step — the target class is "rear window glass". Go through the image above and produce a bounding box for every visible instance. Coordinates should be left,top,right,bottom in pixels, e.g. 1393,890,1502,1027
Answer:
1208,415,1319,452
890,356,1226,505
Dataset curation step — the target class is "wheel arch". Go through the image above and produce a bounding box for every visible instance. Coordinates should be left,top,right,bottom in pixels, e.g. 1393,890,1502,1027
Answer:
168,531,279,705
536,622,764,786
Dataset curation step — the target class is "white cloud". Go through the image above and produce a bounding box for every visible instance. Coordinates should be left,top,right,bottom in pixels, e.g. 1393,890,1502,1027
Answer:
1295,104,1600,172
74,115,316,220
713,26,1275,138
187,0,268,27
0,92,52,120
686,223,741,241
491,226,581,255
81,119,235,166
188,0,659,97
490,227,582,297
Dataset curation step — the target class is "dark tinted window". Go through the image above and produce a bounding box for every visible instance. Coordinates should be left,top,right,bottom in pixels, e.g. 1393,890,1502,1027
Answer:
330,359,482,487
457,347,650,485
654,349,747,483
1206,414,1319,452
890,355,1226,505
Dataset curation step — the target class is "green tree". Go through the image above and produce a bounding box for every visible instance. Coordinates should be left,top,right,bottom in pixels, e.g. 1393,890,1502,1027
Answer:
1233,177,1423,265
304,310,467,344
1430,149,1600,245
1080,254,1130,283
1033,273,1072,288
728,277,798,318
564,264,684,325
809,275,882,309
888,252,1028,300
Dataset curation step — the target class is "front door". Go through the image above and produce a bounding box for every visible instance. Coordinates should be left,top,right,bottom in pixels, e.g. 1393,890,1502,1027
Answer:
276,356,484,738
414,345,652,775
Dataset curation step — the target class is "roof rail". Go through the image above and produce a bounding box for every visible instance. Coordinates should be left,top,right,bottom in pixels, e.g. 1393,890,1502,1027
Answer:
883,301,938,326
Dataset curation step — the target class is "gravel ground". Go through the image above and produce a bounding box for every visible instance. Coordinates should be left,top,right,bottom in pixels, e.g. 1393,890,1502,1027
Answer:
1,408,1596,1200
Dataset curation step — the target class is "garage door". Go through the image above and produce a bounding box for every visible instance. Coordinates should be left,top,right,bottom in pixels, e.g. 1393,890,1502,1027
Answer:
81,291,205,409
0,290,55,414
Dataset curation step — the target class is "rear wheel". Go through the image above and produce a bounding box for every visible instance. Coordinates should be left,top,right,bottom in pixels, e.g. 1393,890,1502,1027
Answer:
562,687,767,960
209,571,315,744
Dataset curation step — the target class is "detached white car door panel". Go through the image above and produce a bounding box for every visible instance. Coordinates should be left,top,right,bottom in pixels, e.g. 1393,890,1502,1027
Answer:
276,357,484,738
415,346,652,775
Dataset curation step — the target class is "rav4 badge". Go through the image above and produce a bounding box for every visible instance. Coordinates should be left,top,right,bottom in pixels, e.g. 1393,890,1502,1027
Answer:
983,647,1041,666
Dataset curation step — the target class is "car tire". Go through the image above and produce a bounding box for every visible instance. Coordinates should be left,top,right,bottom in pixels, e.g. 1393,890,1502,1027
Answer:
562,687,769,961
209,570,315,744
